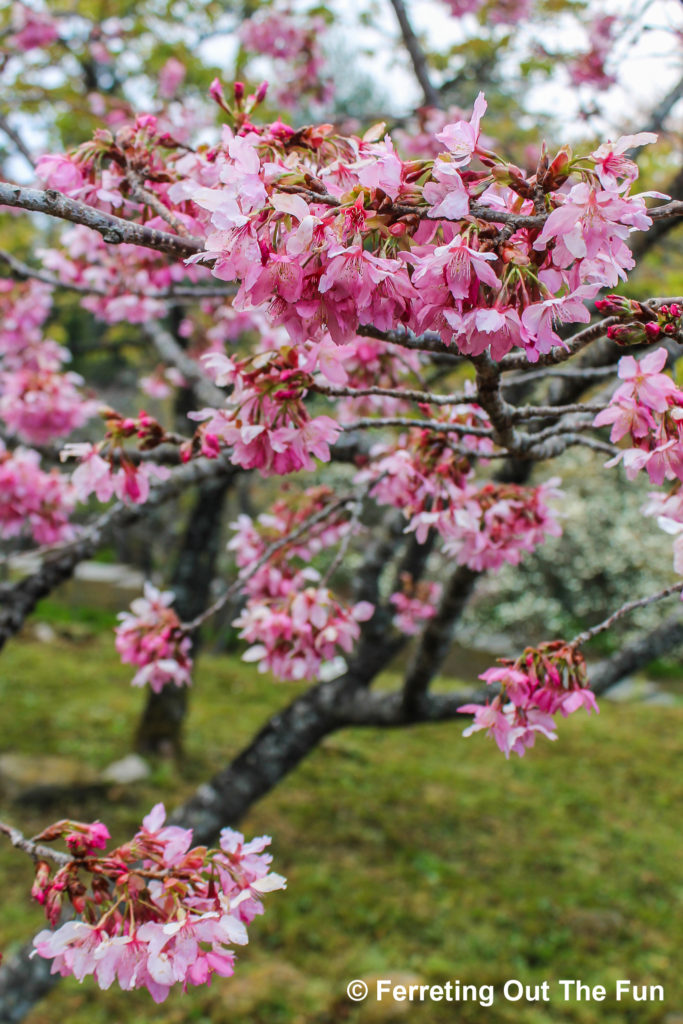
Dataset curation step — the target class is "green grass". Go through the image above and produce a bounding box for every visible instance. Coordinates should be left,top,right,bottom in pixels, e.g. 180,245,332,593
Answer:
0,627,680,1024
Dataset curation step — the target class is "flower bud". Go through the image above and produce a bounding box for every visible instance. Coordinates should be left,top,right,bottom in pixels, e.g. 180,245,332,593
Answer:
209,78,227,109
545,144,572,188
31,862,51,905
596,294,642,317
606,323,646,346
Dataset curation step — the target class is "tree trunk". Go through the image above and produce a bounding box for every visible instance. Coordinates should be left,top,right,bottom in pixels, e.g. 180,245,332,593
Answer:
134,475,231,757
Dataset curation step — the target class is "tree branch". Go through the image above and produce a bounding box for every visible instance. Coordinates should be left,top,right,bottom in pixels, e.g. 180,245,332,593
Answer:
571,582,683,649
142,321,225,408
0,824,70,867
0,456,238,651
388,0,441,108
0,183,203,259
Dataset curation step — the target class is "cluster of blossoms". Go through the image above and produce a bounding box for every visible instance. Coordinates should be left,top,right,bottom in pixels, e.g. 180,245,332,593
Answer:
62,409,172,505
0,442,75,545
356,415,561,570
238,7,332,109
459,642,598,758
30,804,285,1000
323,334,422,419
431,478,563,572
390,576,443,635
6,2,59,52
30,90,650,371
144,92,662,367
0,279,94,444
595,347,683,486
228,489,374,681
38,225,208,326
567,14,617,90
190,348,340,475
115,583,193,692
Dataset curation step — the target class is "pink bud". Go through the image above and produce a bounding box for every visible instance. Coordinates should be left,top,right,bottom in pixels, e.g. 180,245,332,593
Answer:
233,81,245,101
209,78,225,104
255,80,268,103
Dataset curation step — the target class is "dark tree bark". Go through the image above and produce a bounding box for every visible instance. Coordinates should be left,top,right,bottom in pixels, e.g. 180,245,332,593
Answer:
135,475,232,757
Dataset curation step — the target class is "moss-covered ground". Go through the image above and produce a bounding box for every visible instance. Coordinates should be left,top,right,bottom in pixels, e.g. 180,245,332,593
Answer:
0,616,680,1024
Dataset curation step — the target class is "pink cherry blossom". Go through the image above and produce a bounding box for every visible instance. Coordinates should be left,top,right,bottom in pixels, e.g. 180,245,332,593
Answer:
591,133,657,192
461,642,597,756
435,92,487,166
115,583,193,692
0,443,75,544
30,806,285,1000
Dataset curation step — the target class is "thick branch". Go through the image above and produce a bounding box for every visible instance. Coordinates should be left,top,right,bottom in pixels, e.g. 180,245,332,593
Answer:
471,353,519,449
401,564,479,714
0,183,203,259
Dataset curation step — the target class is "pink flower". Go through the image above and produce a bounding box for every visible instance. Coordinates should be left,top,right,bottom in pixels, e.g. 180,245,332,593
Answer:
561,688,599,716
31,807,285,1000
35,154,84,194
115,584,193,692
390,582,442,635
458,701,524,759
424,161,470,219
0,444,75,544
413,235,500,301
591,133,657,192
10,3,58,50
158,57,186,99
65,823,111,856
435,92,487,166
615,348,679,413
534,182,651,274
521,286,595,357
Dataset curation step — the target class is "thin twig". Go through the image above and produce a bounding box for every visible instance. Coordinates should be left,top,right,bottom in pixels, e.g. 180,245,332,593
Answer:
388,0,441,108
182,494,356,632
342,415,494,438
571,582,683,648
125,168,192,238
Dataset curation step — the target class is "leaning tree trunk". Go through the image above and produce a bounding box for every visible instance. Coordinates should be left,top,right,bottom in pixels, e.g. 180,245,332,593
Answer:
134,474,231,757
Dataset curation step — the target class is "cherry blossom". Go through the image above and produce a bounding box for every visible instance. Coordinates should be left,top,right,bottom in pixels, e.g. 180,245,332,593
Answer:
115,584,193,692
30,805,285,1000
0,443,75,544
460,642,598,757
597,348,683,486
